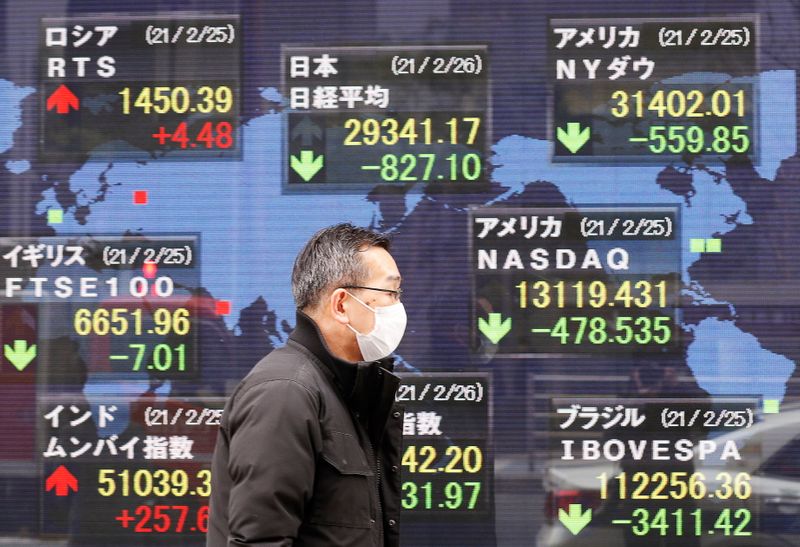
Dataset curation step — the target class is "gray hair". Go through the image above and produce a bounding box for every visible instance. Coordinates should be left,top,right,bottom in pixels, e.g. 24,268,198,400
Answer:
292,223,391,310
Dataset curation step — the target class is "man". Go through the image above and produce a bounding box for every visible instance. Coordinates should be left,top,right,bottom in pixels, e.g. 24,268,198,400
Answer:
207,223,405,547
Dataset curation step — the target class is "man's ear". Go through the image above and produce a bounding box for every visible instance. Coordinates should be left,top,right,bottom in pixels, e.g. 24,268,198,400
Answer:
330,288,350,325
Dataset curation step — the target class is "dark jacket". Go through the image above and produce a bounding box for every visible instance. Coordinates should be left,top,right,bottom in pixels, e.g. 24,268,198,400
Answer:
207,310,403,547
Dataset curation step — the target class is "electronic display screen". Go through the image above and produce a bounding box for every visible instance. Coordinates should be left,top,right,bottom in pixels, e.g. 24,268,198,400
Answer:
0,1,798,546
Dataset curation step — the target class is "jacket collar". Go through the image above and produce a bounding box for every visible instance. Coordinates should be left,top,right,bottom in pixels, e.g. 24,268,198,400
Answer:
289,309,358,396
289,309,400,444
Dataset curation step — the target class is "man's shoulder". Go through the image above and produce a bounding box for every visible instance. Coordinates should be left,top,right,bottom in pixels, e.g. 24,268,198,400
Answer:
233,343,324,400
220,345,328,435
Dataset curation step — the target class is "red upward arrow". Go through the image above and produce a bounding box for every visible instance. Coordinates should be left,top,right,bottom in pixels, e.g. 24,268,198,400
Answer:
46,84,79,114
45,465,78,496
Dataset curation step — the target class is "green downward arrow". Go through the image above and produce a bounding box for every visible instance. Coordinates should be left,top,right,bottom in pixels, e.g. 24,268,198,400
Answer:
559,503,592,535
477,313,512,344
290,150,324,182
4,340,36,371
556,122,591,154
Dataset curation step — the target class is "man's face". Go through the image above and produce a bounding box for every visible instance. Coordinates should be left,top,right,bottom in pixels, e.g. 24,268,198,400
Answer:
344,246,402,337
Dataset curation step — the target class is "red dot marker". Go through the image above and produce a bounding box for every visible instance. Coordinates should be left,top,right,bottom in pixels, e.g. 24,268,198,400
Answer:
215,300,231,316
133,190,148,205
142,261,157,279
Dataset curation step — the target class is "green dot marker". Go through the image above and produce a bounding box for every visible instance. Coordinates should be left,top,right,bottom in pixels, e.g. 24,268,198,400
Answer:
763,399,780,414
705,238,722,253
47,209,63,224
689,238,706,253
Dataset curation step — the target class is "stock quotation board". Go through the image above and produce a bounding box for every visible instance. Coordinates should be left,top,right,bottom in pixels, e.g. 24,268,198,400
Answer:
0,2,798,547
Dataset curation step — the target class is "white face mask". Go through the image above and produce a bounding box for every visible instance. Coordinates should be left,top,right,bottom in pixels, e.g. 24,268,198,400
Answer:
345,291,407,361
